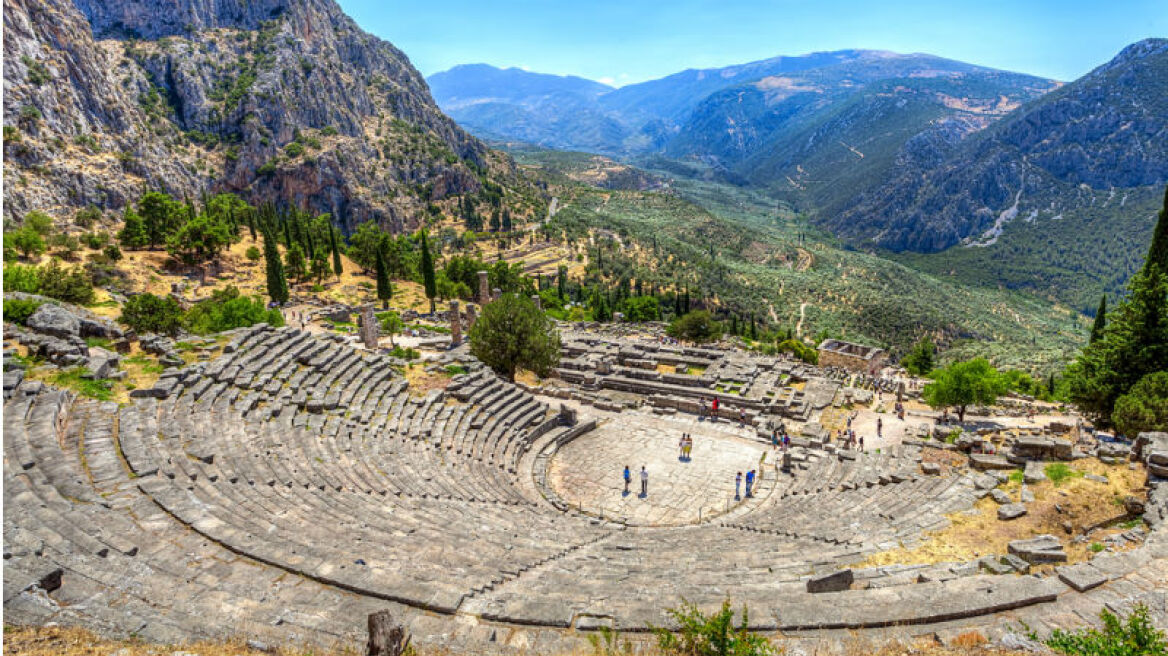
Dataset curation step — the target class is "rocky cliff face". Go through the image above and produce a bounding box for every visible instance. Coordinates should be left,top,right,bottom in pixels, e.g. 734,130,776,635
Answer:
830,38,1168,252
3,0,209,221
3,0,534,233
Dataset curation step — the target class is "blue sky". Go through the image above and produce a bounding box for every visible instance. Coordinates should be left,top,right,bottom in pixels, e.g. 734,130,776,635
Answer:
337,1,1167,85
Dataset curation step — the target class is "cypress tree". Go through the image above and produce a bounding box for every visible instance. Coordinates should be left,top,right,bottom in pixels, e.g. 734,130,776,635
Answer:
557,265,567,301
246,209,257,242
283,217,292,248
1090,295,1107,344
683,285,691,314
262,228,288,305
329,227,343,278
420,230,437,314
375,246,391,309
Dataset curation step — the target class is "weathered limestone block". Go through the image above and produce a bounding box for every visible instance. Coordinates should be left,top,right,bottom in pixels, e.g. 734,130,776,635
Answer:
806,569,853,593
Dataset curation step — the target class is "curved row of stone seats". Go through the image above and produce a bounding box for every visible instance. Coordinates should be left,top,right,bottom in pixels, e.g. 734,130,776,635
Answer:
781,445,928,496
134,326,554,503
113,378,610,613
726,472,983,551
4,393,392,647
445,371,553,473
462,519,1071,631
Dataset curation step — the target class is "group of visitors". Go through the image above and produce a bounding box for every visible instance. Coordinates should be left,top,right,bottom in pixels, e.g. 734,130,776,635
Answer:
677,434,694,461
698,395,722,420
770,429,791,450
623,465,649,497
735,469,757,500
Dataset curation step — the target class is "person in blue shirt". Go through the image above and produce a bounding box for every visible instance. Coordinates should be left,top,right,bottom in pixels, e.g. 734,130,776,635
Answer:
623,465,631,495
745,469,755,497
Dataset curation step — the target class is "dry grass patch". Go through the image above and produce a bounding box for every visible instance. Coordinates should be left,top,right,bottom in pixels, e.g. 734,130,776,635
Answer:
920,447,970,476
403,363,452,397
857,457,1146,568
1,624,357,656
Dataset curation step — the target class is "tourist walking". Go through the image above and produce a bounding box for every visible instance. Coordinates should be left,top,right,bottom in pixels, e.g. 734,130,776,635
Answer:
859,435,865,452
745,470,755,497
679,434,686,460
640,466,648,497
623,465,631,495
684,434,693,460
877,417,883,438
738,408,746,426
735,472,742,500
712,396,719,421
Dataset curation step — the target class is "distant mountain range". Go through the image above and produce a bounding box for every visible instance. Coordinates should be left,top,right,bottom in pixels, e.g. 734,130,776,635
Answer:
428,41,1168,257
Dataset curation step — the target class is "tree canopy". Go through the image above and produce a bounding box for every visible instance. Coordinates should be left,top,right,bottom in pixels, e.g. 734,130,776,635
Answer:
667,310,722,344
1065,186,1168,424
1112,371,1168,438
469,293,561,382
922,358,1007,423
901,337,936,376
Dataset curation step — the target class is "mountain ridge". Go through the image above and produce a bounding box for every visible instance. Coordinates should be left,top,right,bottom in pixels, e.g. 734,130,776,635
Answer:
3,0,542,232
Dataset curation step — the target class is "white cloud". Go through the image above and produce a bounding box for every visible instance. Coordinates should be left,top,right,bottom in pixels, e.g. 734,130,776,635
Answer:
598,76,616,85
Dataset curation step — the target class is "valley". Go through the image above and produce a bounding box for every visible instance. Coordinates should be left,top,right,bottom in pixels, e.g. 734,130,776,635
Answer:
3,2,1168,655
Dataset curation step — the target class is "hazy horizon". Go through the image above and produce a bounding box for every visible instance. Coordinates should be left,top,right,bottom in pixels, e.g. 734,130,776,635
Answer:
339,0,1167,86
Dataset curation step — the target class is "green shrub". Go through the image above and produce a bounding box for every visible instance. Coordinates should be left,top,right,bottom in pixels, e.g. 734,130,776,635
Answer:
1008,469,1024,484
1045,604,1166,656
5,226,45,258
183,286,284,334
444,365,469,376
284,141,305,158
49,367,113,401
29,261,95,305
21,56,51,86
4,263,42,293
389,346,419,361
257,160,277,176
120,293,184,336
1044,463,1083,486
4,298,43,324
74,205,102,228
654,599,776,656
19,105,41,123
103,243,123,261
245,245,262,261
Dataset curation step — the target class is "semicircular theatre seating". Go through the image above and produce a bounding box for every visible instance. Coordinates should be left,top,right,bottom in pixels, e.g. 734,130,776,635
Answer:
6,324,1167,648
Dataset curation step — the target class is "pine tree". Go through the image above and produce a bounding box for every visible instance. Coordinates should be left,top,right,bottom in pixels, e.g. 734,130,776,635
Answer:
1147,184,1168,273
420,229,437,314
556,265,567,301
1066,186,1168,423
262,228,288,305
375,246,392,309
329,227,343,279
502,208,512,232
1090,295,1107,344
